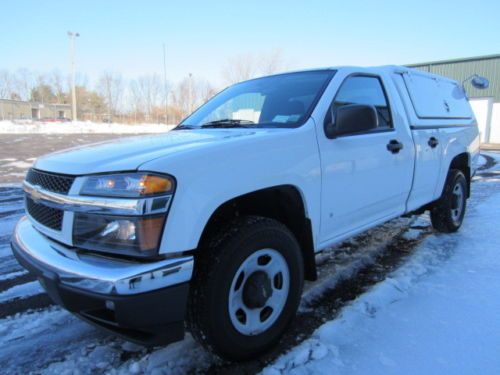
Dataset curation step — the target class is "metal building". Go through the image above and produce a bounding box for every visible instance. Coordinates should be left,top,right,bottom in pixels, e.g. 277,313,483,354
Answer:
408,54,500,144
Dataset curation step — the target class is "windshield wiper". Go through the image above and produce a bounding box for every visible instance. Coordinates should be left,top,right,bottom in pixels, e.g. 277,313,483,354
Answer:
201,119,254,128
175,124,197,130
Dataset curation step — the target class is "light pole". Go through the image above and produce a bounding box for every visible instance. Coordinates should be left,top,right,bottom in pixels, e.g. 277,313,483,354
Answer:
188,73,193,114
67,31,79,121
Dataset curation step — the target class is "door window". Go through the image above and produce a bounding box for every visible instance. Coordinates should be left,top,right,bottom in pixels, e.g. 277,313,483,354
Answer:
329,75,393,131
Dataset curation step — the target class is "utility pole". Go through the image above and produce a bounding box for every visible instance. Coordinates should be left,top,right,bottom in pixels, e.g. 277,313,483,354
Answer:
162,43,169,125
67,31,79,121
188,72,193,114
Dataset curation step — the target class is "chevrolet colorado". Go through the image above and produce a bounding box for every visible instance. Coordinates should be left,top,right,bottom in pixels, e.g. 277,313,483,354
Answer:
12,66,482,360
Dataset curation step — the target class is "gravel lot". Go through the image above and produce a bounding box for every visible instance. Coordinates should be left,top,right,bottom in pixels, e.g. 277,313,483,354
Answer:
0,134,145,184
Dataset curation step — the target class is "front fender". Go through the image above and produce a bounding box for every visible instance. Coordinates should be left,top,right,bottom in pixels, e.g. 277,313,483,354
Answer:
139,122,322,254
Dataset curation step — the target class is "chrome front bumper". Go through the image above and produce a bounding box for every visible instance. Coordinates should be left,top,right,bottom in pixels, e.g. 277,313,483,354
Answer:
12,216,193,295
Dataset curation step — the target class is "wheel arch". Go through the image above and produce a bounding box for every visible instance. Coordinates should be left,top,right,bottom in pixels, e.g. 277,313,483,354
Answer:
447,152,471,197
197,184,317,281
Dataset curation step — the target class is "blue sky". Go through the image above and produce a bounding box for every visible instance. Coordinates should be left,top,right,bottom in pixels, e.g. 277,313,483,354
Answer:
1,0,499,85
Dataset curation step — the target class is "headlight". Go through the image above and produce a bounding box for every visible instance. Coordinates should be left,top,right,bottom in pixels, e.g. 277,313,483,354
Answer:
73,213,165,257
75,172,175,257
80,172,175,198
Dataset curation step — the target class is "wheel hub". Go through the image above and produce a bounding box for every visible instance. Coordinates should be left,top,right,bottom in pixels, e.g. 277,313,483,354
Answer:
242,271,273,308
228,248,290,335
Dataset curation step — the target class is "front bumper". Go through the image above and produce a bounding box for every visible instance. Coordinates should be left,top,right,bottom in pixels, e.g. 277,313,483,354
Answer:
11,216,194,346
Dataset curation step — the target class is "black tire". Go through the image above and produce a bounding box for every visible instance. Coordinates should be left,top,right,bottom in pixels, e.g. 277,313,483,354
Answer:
430,169,467,233
187,216,304,361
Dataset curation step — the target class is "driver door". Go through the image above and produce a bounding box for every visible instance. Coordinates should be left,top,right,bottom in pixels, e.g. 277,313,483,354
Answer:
317,74,414,244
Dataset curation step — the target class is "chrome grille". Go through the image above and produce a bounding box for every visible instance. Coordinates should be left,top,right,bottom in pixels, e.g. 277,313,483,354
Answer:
26,169,75,195
26,196,63,231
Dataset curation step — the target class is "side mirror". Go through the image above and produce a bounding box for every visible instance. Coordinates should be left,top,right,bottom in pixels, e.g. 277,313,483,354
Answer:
324,104,378,139
471,76,489,90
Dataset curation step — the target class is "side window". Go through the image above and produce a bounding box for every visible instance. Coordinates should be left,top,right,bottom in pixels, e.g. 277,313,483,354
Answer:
330,75,393,129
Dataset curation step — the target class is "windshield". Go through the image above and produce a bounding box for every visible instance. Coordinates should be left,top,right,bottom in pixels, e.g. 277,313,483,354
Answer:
178,70,336,129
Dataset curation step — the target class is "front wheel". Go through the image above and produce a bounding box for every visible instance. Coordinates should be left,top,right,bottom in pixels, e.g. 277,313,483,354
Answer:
187,216,304,360
430,169,467,233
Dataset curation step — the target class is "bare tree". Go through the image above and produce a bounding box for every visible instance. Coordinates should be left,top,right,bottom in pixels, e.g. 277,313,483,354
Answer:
49,70,67,104
258,49,286,75
129,74,162,121
128,80,143,119
221,53,258,85
14,69,35,101
170,75,217,120
0,70,15,99
221,49,288,85
97,71,124,117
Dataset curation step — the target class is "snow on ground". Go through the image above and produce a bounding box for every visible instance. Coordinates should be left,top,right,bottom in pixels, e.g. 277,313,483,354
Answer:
0,120,175,134
0,183,22,188
42,334,213,375
263,178,500,374
0,307,109,373
0,270,27,282
1,160,33,169
0,281,43,303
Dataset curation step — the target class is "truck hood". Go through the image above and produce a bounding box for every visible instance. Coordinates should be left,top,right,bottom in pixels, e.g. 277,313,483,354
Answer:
34,129,263,175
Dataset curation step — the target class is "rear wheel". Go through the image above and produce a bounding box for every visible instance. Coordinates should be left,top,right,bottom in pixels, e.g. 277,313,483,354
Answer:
430,169,467,233
187,216,304,360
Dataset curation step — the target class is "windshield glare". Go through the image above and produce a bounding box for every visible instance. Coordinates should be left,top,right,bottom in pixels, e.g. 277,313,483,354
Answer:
180,70,335,128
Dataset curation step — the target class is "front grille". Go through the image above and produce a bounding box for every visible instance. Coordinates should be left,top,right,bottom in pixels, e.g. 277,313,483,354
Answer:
26,197,63,231
26,168,75,195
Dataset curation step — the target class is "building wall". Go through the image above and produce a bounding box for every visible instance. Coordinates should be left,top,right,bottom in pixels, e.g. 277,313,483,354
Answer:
0,99,71,120
0,100,32,120
408,55,500,144
38,104,70,119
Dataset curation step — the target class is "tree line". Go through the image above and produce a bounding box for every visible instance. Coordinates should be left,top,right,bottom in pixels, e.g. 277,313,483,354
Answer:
0,50,286,124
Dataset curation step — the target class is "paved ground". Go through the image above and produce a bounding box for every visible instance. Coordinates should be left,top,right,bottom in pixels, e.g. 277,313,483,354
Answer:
0,134,142,184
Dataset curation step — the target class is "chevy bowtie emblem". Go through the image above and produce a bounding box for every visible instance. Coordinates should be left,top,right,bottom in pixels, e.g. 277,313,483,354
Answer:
29,187,43,203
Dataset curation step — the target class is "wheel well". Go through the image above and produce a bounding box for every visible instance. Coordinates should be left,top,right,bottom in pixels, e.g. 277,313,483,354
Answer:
198,185,317,281
449,153,471,197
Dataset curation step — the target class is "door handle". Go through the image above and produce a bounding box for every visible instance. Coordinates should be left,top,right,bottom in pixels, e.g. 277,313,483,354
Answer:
428,137,439,148
386,139,403,154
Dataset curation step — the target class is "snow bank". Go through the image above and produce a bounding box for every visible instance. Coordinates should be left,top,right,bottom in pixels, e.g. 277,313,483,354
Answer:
0,120,175,134
264,182,500,375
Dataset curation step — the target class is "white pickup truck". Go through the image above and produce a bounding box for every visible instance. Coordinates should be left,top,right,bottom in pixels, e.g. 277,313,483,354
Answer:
12,66,483,360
